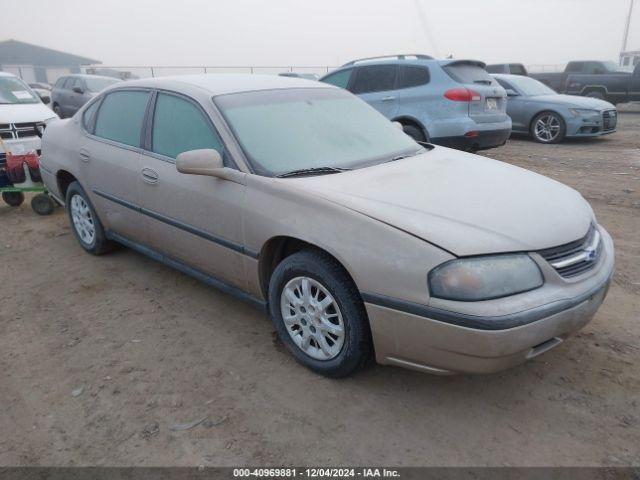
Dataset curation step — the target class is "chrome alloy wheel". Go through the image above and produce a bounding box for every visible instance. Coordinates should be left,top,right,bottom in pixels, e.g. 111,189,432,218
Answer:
534,114,561,142
70,194,96,245
280,276,345,360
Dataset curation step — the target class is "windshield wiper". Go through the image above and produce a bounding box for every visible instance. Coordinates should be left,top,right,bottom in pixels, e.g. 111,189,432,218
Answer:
276,166,351,178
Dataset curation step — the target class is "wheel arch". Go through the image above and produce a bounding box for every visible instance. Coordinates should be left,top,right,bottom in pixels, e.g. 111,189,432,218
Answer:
529,109,566,132
392,115,429,139
258,235,361,301
56,169,79,201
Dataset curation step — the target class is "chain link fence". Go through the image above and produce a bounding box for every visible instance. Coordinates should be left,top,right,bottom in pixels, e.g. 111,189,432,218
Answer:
0,64,338,84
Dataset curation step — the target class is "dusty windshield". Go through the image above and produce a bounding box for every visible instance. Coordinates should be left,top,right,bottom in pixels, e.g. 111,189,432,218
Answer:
0,77,40,105
215,88,423,177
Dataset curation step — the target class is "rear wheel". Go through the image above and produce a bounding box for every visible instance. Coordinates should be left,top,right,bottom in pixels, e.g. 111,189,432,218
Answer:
268,250,372,378
66,182,114,255
531,112,566,144
402,124,427,143
2,191,25,207
31,193,55,215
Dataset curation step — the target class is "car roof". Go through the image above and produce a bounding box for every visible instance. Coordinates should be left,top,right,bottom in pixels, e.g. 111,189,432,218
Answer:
324,58,486,75
61,74,118,80
117,74,332,96
0,71,17,78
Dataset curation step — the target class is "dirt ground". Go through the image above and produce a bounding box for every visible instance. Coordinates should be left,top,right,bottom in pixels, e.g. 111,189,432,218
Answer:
1,113,639,468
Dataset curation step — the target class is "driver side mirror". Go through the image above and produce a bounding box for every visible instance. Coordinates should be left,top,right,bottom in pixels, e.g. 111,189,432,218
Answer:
176,149,245,183
72,86,84,94
505,88,519,97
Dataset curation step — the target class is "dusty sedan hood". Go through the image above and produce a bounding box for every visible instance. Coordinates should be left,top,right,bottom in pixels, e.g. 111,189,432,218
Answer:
290,147,593,256
529,94,614,110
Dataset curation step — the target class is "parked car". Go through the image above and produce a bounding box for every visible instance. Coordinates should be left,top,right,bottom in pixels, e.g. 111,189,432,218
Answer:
486,63,528,76
493,74,617,143
319,54,511,151
41,74,614,377
51,74,120,118
28,82,52,105
0,71,57,166
530,61,640,103
279,72,319,80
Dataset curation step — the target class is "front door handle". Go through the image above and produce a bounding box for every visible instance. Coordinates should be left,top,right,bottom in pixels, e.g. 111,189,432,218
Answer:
79,149,91,162
141,167,159,185
381,96,396,102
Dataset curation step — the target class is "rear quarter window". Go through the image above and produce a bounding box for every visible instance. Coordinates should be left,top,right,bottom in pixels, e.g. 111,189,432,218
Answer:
398,66,430,88
443,63,497,86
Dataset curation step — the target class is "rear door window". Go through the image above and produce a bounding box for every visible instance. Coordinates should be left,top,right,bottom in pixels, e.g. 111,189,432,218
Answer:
94,90,150,147
398,66,430,89
350,65,398,94
566,62,584,73
443,63,497,85
151,93,223,159
321,69,353,89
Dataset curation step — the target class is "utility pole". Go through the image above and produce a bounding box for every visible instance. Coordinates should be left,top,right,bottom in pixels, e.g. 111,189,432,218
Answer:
413,0,441,58
622,0,635,53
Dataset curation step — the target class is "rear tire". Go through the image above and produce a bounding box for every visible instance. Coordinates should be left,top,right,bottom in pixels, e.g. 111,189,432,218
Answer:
2,191,25,207
31,193,55,215
402,124,427,143
268,249,372,378
65,181,115,255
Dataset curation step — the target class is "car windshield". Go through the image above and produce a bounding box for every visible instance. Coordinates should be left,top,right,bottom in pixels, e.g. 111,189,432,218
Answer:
0,77,40,104
504,76,556,96
84,76,119,92
215,88,423,177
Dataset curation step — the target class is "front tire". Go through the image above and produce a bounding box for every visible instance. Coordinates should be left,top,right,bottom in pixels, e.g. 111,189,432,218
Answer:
531,112,566,144
65,181,114,255
268,250,372,378
2,191,25,207
53,104,64,119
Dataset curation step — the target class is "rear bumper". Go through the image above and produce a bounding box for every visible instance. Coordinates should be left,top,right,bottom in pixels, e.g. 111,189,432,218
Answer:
431,128,511,151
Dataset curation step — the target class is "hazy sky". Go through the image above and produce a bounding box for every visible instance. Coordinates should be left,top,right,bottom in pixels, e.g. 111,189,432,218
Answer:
3,0,639,68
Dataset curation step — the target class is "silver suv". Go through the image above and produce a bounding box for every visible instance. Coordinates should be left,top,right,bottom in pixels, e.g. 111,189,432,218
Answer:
321,54,512,151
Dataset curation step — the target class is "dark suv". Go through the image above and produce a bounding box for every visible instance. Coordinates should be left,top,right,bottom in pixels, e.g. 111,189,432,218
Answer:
51,74,120,118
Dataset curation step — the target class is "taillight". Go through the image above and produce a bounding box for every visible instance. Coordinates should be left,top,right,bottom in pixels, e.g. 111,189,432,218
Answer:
444,88,481,102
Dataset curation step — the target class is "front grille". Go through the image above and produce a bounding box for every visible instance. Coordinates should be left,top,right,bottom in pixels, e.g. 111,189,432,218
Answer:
0,122,43,140
538,225,602,278
602,110,617,131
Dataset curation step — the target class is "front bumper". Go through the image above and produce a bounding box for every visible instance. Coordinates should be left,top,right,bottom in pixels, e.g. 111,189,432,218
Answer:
365,226,614,375
566,110,617,138
431,128,511,152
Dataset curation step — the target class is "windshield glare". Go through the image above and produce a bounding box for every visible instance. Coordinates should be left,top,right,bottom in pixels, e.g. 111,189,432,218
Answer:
215,88,422,176
504,76,556,96
0,77,40,105
84,76,119,92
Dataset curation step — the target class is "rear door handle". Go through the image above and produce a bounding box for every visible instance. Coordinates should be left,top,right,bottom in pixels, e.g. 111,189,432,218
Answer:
381,96,396,102
79,149,91,162
141,167,159,185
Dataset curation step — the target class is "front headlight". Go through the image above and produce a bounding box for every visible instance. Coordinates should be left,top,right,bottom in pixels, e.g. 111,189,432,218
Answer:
570,108,599,117
428,254,544,301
